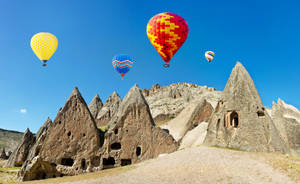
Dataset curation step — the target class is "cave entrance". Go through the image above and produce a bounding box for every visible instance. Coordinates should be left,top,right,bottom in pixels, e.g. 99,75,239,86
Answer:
61,158,74,166
121,159,132,166
102,157,115,169
81,159,87,170
111,143,121,150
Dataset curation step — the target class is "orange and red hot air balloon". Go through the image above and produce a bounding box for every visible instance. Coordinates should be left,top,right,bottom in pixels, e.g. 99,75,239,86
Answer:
147,12,189,67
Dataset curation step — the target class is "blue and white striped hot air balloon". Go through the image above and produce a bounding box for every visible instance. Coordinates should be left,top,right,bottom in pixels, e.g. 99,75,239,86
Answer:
112,54,134,79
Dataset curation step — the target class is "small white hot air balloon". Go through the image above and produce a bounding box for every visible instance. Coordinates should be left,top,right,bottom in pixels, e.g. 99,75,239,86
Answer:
205,51,215,63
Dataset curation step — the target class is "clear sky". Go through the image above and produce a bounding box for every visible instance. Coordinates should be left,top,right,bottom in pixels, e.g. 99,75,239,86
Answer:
0,0,299,132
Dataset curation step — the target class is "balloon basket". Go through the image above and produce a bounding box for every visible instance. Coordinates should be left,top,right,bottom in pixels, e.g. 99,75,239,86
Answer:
163,64,170,68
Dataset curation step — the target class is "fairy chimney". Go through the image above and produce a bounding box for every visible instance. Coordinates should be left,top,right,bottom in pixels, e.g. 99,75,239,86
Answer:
204,62,288,154
100,84,178,169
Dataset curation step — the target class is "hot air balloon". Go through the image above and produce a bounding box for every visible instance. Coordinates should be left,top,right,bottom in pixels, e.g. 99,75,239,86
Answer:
31,32,58,67
205,51,215,63
112,54,134,79
147,12,189,67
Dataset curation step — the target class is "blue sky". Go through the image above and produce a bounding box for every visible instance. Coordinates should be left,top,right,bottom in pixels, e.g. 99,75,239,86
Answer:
0,0,299,132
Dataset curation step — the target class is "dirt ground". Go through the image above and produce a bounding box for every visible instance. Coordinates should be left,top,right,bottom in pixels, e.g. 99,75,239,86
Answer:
1,146,299,184
60,146,299,184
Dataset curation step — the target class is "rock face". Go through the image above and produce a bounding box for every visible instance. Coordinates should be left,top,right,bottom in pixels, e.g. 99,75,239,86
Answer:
19,87,101,181
204,62,288,154
142,83,222,124
18,118,52,180
0,148,8,160
96,91,122,127
270,99,300,155
5,128,35,167
100,85,178,169
161,99,213,142
179,122,209,150
88,94,103,119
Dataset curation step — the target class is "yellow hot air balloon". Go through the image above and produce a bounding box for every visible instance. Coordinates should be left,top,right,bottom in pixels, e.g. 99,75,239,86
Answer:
30,32,58,66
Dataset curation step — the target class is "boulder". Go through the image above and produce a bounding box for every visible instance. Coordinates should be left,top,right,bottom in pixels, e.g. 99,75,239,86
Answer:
100,84,178,169
19,87,102,181
88,94,103,119
204,62,288,154
5,128,35,167
96,91,122,127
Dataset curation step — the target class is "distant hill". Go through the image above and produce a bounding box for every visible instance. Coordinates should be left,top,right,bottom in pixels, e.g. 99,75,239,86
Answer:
0,128,23,153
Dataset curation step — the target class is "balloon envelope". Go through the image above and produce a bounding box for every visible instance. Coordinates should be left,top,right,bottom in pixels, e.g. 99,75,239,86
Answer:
147,12,189,67
205,51,215,62
31,32,58,66
112,54,134,79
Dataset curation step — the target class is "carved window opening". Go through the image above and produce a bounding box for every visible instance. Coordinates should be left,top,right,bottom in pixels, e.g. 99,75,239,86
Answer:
81,159,87,170
225,111,240,128
114,129,118,134
257,111,265,117
230,111,239,128
67,131,71,137
121,159,132,166
111,143,121,150
136,146,141,157
61,158,74,166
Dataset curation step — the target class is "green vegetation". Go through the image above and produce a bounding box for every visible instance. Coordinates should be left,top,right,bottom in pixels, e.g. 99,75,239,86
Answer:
98,125,108,132
155,119,173,127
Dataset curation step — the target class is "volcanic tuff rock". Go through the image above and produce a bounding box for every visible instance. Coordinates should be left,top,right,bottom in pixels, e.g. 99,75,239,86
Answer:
142,83,222,124
96,91,122,127
269,99,300,155
179,122,209,150
19,87,101,181
18,118,52,180
100,84,178,169
0,148,8,160
5,128,35,167
204,62,288,154
160,99,213,142
88,94,103,119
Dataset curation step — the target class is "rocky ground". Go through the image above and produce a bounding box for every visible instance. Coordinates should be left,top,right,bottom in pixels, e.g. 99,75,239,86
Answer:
3,146,297,184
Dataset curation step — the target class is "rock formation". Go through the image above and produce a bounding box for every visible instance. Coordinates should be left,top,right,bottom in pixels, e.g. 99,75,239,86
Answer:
0,148,8,160
5,128,35,167
19,87,101,181
179,122,209,149
88,94,103,119
96,91,122,127
100,84,178,169
204,62,288,154
270,99,300,155
142,83,222,124
160,99,213,142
